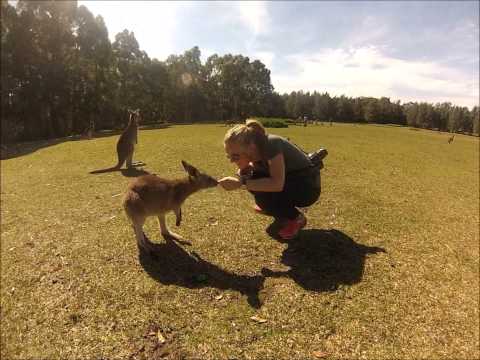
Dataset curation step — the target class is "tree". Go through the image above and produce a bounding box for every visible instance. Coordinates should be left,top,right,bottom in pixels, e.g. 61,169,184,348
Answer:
471,106,479,135
364,98,381,123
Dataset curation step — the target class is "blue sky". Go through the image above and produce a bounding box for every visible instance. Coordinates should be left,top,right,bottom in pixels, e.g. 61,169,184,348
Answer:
78,1,479,108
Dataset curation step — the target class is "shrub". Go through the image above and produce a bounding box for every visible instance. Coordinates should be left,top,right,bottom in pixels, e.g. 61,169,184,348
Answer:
254,117,289,128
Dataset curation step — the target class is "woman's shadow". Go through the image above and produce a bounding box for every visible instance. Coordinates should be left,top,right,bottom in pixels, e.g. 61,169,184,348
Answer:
138,238,265,308
263,226,386,292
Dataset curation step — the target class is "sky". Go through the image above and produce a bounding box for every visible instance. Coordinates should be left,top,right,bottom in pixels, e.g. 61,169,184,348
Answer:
77,1,479,108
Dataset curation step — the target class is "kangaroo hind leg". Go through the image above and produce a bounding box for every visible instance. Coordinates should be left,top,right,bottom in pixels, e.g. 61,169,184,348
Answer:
132,217,155,254
158,213,186,243
126,148,145,168
126,148,134,168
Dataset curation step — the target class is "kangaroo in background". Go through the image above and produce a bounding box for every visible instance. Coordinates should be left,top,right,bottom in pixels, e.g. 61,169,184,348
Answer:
123,160,218,253
90,109,144,174
81,117,95,140
448,134,455,144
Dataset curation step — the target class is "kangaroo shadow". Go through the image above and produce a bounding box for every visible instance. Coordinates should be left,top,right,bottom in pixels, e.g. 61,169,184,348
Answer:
89,163,148,176
120,166,150,177
262,228,386,292
139,239,265,308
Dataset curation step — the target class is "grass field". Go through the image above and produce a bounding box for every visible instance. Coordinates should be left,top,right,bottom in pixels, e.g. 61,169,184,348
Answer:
1,123,479,359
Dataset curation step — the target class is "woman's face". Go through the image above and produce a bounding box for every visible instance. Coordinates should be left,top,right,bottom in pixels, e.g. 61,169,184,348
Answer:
224,141,255,170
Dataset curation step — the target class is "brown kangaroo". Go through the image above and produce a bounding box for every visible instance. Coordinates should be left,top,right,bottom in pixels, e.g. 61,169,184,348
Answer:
90,109,143,174
81,117,95,140
123,160,218,253
448,134,455,144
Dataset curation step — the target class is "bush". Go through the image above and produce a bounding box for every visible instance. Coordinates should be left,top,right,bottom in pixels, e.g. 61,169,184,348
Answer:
254,117,289,128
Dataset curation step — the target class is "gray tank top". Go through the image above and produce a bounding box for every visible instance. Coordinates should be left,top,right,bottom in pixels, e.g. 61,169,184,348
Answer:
256,134,312,174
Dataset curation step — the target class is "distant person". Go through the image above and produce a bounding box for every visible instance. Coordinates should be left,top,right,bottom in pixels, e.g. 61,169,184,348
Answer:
303,116,308,127
218,119,321,240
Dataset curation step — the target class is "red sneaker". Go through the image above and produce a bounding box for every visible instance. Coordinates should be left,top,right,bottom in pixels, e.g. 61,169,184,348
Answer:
278,213,307,240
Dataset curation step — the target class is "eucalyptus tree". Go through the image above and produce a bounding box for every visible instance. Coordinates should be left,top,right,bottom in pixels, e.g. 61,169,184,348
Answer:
166,46,206,122
203,54,223,120
1,0,20,142
142,58,170,123
3,0,77,140
247,59,274,117
334,95,354,122
471,106,479,135
112,29,148,120
74,5,113,132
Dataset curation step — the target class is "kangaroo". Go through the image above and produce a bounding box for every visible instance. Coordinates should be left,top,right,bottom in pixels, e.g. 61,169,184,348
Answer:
123,160,218,253
448,134,455,144
90,109,143,174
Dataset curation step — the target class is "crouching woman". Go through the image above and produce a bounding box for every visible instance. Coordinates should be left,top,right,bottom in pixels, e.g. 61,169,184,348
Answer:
218,119,321,240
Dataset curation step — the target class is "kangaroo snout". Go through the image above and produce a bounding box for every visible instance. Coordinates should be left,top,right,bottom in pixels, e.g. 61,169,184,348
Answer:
181,160,218,189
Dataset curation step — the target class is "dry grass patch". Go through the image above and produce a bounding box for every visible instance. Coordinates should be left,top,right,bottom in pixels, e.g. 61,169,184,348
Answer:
1,124,479,359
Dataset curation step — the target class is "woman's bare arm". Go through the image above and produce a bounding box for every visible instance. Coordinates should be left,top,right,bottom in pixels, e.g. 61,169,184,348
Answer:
245,153,285,192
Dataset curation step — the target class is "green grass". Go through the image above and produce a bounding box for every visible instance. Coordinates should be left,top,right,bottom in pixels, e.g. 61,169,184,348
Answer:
1,123,479,359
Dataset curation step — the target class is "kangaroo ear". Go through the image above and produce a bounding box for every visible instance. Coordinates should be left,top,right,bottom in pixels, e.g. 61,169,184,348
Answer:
182,160,199,177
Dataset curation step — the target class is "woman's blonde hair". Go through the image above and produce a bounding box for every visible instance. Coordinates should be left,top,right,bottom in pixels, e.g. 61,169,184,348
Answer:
224,119,268,159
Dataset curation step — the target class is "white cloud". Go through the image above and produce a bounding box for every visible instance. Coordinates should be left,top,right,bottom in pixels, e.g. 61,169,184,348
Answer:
78,1,180,60
343,15,390,49
78,1,270,60
234,1,269,36
251,51,275,69
273,46,478,107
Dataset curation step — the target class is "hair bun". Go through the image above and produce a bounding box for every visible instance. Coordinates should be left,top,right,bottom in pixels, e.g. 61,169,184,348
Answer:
245,119,266,137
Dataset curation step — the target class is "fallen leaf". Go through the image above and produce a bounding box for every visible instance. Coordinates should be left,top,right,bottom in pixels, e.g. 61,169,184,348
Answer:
206,217,218,226
313,350,328,358
250,315,267,324
157,330,166,344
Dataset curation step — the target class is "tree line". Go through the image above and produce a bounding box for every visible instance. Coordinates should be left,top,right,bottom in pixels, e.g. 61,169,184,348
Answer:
282,92,479,135
2,1,479,143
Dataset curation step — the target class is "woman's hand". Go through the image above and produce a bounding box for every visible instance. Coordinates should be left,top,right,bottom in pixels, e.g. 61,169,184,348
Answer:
218,176,242,191
237,163,254,177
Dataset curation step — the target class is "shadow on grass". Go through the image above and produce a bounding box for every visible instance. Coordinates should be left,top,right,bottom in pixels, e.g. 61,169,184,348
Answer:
120,167,151,177
1,138,67,160
263,225,386,292
138,123,171,131
1,126,170,160
89,163,149,176
139,239,265,308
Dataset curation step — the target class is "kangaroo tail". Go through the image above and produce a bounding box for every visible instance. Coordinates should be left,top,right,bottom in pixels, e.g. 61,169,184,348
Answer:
89,162,122,174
